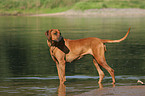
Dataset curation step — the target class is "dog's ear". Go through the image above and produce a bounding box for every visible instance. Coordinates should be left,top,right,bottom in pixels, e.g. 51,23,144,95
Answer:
45,30,49,37
45,29,52,40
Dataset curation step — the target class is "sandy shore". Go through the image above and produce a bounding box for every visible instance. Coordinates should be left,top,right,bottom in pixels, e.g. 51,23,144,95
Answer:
31,8,145,17
75,85,145,96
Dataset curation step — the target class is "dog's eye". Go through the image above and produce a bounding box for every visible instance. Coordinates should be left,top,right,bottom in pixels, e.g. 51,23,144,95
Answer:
54,32,57,35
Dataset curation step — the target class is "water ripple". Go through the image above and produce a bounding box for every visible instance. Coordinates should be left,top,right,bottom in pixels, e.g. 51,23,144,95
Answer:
6,75,145,80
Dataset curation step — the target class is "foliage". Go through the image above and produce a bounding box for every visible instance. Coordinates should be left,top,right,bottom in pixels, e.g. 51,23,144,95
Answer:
0,0,145,15
73,0,145,10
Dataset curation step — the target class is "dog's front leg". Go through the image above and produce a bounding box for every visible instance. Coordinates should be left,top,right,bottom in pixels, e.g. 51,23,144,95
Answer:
51,48,66,84
50,54,65,83
57,60,66,84
52,56,66,84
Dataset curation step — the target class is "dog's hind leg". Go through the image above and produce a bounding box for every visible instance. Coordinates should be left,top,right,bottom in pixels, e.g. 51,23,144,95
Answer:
92,44,115,84
93,59,105,84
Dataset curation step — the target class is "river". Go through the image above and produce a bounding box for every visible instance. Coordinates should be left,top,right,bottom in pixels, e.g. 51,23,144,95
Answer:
0,16,145,96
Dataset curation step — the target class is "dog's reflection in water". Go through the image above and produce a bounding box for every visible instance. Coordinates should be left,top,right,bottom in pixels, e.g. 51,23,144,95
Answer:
57,83,115,96
58,84,66,96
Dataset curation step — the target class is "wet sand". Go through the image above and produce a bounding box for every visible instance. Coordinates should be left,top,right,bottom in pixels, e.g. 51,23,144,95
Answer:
31,8,145,17
75,85,145,96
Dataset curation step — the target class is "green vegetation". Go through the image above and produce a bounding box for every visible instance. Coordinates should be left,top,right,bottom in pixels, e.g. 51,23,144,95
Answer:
0,0,145,15
73,0,145,10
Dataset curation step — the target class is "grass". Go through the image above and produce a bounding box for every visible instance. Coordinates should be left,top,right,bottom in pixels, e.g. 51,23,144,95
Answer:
0,0,145,15
73,0,145,10
0,0,77,15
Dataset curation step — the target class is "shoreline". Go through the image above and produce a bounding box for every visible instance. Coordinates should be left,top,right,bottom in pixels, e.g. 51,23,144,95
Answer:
1,8,145,17
30,8,145,17
76,85,145,96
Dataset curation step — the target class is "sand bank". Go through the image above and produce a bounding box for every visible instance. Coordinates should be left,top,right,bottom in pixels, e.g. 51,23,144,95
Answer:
75,85,145,96
31,8,145,17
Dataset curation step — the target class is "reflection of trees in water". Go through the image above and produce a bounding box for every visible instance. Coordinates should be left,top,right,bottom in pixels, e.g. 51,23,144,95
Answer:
0,17,145,78
5,35,29,76
106,41,145,76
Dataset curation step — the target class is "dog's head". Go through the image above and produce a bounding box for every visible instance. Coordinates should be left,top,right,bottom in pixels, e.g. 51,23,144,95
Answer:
45,29,63,46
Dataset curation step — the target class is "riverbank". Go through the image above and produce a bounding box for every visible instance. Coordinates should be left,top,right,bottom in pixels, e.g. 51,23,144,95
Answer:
76,85,145,96
30,8,145,17
1,8,145,17
0,0,145,16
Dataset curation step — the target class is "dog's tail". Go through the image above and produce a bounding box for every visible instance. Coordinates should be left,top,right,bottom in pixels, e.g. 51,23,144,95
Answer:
101,27,130,43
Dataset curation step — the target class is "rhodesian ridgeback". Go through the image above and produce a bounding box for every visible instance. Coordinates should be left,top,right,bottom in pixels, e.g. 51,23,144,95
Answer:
45,28,130,84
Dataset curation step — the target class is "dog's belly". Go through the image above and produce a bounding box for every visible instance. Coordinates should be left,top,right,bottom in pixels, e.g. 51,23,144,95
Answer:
65,54,79,63
65,49,93,63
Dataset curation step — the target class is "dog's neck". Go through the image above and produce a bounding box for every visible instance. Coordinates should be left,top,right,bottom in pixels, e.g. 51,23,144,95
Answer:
49,39,70,54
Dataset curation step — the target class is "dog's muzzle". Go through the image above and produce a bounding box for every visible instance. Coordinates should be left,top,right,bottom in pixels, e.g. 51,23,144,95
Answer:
54,36,63,42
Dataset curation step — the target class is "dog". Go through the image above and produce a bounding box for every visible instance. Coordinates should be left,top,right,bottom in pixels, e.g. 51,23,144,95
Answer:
45,28,130,84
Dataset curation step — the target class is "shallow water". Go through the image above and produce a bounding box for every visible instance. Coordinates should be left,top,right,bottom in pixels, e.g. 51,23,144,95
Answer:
0,16,145,95
0,75,144,96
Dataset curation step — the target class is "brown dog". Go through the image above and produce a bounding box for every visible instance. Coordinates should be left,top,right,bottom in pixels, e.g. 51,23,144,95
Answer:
45,28,130,84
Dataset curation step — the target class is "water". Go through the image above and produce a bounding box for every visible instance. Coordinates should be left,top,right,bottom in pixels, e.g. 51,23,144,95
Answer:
0,16,145,95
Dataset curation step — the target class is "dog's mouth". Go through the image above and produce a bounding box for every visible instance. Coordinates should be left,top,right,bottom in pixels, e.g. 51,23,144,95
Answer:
53,36,63,42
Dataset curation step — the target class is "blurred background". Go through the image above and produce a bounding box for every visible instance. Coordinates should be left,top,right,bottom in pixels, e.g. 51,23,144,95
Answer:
0,0,145,15
0,0,145,96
